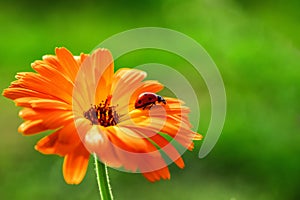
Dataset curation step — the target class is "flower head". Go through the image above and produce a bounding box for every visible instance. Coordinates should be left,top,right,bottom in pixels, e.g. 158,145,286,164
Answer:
3,47,202,184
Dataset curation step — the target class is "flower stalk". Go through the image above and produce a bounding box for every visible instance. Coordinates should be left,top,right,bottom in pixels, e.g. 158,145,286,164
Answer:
94,153,114,200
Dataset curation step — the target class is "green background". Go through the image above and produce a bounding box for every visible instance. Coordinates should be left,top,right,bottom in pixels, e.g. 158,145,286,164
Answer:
1,0,299,199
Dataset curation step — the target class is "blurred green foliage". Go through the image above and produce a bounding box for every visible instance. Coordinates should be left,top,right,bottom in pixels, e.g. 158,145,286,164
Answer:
1,0,299,199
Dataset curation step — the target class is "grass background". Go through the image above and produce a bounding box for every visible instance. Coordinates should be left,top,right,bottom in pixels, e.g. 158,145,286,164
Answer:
0,0,299,199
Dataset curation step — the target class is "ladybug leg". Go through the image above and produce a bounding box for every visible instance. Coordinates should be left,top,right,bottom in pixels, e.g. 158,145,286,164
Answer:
143,103,151,110
149,102,156,109
143,102,154,110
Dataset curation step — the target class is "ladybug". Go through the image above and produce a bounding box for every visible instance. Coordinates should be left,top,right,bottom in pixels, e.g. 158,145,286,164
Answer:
135,92,166,109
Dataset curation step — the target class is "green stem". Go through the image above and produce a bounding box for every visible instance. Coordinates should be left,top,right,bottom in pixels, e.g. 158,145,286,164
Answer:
94,153,114,200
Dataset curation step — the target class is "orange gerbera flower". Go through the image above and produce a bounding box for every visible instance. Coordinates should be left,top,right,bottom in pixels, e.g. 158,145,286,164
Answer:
3,47,202,184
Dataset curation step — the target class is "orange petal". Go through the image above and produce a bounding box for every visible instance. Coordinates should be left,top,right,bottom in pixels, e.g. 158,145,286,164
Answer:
19,108,73,130
3,88,55,101
105,126,153,152
63,144,90,184
101,126,173,173
111,69,147,114
18,120,47,135
74,53,89,66
41,55,61,71
28,99,71,110
72,49,114,113
31,61,74,93
35,122,81,156
82,125,123,168
8,72,73,103
193,133,203,140
14,97,45,107
142,166,170,182
15,98,71,110
149,134,185,169
119,124,185,169
55,47,79,82
93,49,114,104
35,131,61,155
111,68,147,97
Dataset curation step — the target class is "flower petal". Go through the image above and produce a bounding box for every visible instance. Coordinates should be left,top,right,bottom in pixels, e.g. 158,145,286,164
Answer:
100,126,171,173
55,47,80,82
72,49,114,114
93,49,114,104
16,98,72,110
35,122,81,156
63,143,90,184
18,120,46,135
35,131,61,155
3,87,55,101
119,124,185,169
7,71,73,103
111,69,147,114
142,166,170,182
106,126,152,152
82,125,123,168
19,108,73,130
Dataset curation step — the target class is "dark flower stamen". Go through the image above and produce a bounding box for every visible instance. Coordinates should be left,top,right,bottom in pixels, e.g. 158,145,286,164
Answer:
84,95,119,127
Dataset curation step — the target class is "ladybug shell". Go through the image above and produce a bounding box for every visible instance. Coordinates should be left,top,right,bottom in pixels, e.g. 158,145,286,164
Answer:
135,92,159,109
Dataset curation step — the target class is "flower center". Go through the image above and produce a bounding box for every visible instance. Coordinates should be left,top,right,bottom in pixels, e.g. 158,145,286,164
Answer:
84,95,119,127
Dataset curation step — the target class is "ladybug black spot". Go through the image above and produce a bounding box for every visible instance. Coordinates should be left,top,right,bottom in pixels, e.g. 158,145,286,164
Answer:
148,97,152,100
138,100,142,104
